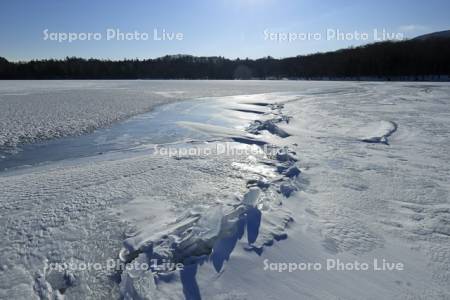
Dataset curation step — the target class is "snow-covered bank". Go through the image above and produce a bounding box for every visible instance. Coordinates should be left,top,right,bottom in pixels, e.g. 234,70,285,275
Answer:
195,82,450,299
1,81,449,299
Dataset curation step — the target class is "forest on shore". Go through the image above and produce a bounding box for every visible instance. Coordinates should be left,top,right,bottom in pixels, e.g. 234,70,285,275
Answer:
1,36,449,80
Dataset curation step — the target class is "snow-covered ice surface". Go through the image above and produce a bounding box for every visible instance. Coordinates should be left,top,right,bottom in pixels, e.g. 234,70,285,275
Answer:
0,80,313,150
0,81,449,299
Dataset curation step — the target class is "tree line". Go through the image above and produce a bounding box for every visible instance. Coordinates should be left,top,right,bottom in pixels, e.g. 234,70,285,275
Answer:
0,37,449,80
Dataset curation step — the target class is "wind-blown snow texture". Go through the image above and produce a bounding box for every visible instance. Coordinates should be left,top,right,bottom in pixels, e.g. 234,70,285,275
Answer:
0,81,449,300
0,80,325,149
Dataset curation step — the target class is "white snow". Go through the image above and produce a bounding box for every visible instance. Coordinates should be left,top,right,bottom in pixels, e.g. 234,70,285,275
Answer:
0,81,449,299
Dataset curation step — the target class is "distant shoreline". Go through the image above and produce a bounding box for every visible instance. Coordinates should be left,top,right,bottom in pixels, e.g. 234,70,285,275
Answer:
1,36,450,80
0,78,449,82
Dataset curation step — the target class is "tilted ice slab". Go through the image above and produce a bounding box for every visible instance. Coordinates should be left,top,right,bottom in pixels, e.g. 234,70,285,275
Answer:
178,121,269,145
118,99,302,299
360,120,398,145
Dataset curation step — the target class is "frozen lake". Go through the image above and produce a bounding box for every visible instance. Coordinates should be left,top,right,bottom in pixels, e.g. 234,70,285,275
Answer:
0,80,329,171
0,81,449,299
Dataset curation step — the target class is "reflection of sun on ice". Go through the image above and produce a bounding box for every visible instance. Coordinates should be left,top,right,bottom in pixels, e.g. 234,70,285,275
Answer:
232,161,278,178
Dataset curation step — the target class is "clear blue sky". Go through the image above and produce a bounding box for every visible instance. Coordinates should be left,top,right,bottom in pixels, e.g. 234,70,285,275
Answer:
0,0,449,61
